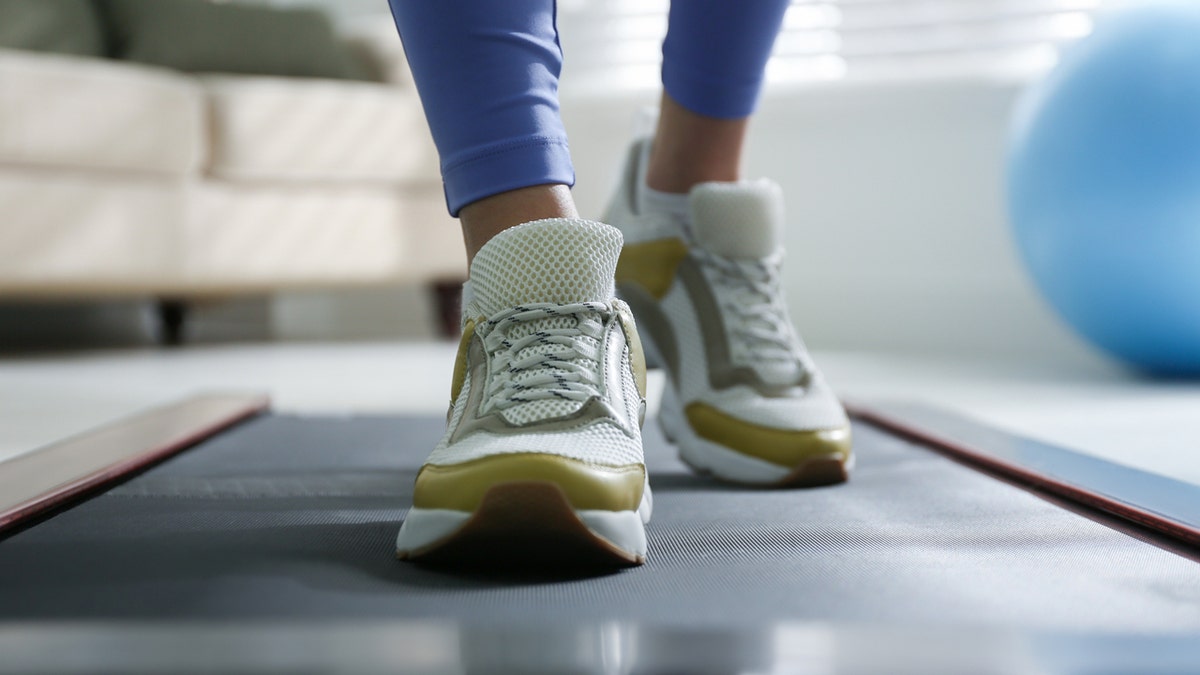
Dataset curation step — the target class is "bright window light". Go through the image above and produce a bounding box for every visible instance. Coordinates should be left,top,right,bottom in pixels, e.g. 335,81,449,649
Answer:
557,0,1112,93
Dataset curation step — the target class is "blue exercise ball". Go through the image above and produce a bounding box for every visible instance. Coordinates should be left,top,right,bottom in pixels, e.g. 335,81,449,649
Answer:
1007,1,1200,375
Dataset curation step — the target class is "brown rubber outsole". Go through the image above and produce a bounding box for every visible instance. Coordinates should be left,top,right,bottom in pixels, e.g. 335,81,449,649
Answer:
777,455,851,488
396,481,645,567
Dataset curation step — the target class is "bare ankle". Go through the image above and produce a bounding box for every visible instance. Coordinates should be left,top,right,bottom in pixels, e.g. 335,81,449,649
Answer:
459,184,578,264
645,93,749,194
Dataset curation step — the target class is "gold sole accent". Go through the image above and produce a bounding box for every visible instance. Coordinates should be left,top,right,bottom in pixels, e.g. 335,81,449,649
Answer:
397,482,645,566
448,318,477,405
413,453,645,512
614,300,648,400
615,238,689,300
685,402,853,471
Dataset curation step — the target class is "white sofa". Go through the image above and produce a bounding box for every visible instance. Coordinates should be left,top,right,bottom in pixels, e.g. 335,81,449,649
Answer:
0,37,465,339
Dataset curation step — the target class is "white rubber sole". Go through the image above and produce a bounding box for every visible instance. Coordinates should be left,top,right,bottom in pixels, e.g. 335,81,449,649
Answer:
396,477,652,564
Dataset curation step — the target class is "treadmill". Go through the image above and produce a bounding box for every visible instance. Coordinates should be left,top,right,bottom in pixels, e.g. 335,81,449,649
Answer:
1,393,1197,674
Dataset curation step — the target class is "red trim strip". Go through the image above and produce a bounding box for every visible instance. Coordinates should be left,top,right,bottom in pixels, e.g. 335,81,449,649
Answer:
0,394,269,535
846,402,1200,549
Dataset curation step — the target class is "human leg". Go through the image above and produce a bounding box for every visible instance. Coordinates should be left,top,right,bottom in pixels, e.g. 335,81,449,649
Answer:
606,0,853,487
387,0,577,261
645,0,790,194
645,95,748,194
388,0,650,564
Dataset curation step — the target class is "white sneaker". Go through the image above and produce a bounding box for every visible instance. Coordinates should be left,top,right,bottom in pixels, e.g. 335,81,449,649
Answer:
604,140,852,487
395,218,652,565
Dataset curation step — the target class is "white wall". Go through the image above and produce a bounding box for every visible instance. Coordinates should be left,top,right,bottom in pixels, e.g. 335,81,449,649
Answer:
559,77,1099,364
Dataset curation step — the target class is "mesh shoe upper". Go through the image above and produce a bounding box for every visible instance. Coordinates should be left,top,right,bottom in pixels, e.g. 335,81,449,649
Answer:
464,218,621,426
606,141,848,433
426,218,646,469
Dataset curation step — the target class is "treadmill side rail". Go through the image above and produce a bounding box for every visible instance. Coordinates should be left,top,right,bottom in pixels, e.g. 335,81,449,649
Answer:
0,393,270,535
847,399,1200,549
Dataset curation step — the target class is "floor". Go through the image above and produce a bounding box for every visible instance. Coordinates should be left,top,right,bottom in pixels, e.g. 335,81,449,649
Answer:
1,342,1198,486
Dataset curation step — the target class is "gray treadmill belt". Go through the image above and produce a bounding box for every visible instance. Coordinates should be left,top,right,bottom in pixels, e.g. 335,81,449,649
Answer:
1,414,1198,631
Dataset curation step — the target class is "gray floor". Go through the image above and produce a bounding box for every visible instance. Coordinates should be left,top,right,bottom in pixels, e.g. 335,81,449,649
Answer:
6,344,1200,489
1,414,1197,632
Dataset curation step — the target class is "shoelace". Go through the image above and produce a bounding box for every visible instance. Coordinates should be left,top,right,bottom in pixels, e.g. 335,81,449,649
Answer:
692,248,801,365
480,302,609,412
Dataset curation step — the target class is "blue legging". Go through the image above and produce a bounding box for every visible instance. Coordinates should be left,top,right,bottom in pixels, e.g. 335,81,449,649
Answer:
388,0,790,216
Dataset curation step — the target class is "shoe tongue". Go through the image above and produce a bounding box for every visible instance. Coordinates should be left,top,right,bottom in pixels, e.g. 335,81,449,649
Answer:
689,180,784,259
466,218,622,320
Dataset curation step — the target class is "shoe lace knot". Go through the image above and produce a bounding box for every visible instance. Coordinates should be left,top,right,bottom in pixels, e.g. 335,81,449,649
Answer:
693,248,801,366
479,302,609,416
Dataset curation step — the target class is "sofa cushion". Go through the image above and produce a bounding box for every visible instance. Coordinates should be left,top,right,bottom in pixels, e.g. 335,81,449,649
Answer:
184,182,409,288
202,76,439,184
0,50,204,174
0,169,180,292
0,0,106,57
99,0,370,81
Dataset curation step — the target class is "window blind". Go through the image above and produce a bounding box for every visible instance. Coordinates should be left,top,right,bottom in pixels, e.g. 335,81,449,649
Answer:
558,0,1110,91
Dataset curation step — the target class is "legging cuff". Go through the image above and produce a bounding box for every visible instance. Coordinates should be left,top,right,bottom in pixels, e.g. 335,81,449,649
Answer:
442,136,574,216
662,60,765,120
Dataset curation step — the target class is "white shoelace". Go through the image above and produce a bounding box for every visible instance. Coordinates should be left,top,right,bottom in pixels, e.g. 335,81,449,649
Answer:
693,249,802,366
480,302,609,414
